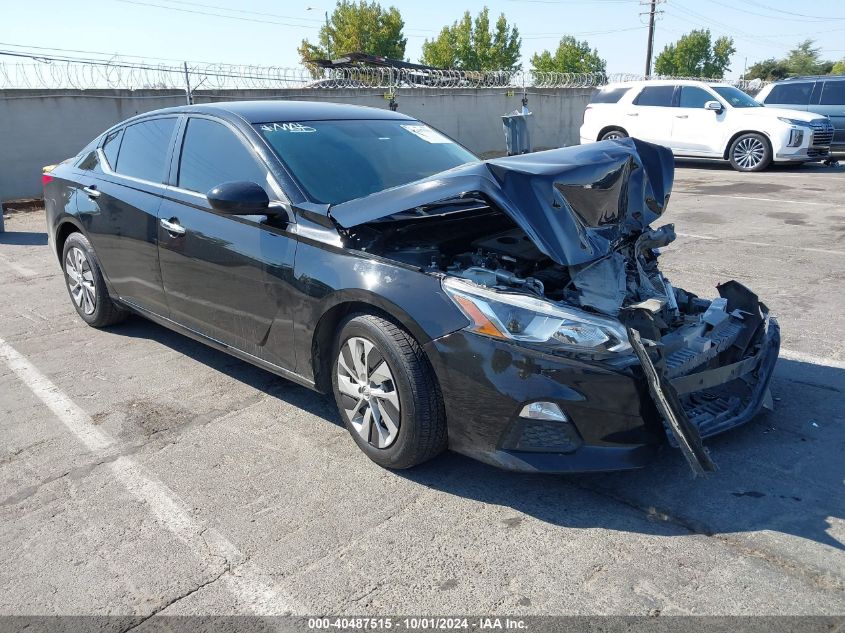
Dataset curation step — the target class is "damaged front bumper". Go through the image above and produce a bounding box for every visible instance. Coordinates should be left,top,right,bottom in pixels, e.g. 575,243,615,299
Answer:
423,297,780,474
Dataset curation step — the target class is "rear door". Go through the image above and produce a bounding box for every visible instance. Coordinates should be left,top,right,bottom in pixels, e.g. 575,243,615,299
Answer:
815,80,845,149
626,85,677,146
77,117,178,315
670,85,724,154
156,115,297,369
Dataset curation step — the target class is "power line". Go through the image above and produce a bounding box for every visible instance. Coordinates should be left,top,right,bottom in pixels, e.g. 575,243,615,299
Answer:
736,0,845,21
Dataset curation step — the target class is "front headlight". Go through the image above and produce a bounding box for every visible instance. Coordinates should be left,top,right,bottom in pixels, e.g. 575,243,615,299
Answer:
777,117,811,127
442,276,631,353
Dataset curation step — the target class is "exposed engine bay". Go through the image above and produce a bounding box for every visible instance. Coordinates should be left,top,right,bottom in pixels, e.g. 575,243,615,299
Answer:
345,201,684,327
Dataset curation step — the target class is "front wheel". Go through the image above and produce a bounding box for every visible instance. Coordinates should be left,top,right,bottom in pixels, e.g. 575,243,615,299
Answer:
728,133,772,172
331,314,447,469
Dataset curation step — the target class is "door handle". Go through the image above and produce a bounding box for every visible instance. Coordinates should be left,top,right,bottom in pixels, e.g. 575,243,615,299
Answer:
674,115,689,119
626,113,639,117
160,218,186,236
83,185,100,198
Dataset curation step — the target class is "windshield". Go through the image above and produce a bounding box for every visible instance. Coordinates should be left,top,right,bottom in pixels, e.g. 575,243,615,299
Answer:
256,119,479,205
712,86,762,108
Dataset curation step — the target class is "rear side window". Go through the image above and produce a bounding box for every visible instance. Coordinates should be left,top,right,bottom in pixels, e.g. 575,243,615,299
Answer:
634,86,676,107
178,118,269,195
820,81,845,105
590,87,630,104
679,86,714,108
102,129,123,170
765,82,813,105
114,118,177,183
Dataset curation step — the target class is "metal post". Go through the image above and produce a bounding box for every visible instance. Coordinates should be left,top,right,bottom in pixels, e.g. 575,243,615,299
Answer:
644,0,657,77
183,62,193,105
325,11,332,59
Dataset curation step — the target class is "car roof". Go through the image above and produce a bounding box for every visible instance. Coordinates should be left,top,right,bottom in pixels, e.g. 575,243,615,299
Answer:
776,75,845,82
600,80,732,90
124,100,415,124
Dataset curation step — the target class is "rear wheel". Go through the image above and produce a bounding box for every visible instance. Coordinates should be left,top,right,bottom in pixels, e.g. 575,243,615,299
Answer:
728,133,772,172
600,128,628,141
331,314,447,469
62,232,127,328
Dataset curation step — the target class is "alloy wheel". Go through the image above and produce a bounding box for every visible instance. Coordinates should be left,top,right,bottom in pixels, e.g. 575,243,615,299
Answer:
65,246,96,315
603,131,623,140
336,336,401,448
733,137,766,170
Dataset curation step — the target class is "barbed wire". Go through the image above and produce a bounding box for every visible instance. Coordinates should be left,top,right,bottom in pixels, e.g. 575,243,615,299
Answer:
0,55,769,92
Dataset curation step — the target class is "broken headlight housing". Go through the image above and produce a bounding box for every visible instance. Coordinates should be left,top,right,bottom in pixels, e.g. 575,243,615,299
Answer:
442,277,630,353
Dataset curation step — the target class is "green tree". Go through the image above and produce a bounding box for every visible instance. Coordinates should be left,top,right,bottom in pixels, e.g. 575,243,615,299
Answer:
420,8,521,70
653,29,735,78
784,39,829,75
298,1,406,66
832,59,845,75
530,36,606,74
744,58,790,81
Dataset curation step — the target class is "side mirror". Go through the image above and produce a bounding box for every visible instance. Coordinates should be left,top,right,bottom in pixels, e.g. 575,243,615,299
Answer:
704,100,723,112
207,181,270,215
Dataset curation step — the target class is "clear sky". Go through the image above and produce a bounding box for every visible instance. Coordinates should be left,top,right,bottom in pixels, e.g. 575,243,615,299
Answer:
2,0,845,78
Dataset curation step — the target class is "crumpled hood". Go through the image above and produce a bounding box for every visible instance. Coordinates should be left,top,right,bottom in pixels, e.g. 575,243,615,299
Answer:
329,137,674,267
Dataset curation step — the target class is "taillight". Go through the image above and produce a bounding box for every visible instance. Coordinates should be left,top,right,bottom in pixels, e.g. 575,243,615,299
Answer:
42,173,54,186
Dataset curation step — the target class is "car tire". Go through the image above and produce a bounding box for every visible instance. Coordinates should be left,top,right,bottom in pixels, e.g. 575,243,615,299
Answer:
728,133,772,172
62,232,127,328
600,128,628,141
331,314,447,469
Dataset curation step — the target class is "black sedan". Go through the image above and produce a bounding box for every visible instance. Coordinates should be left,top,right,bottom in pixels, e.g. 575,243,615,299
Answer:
43,101,779,474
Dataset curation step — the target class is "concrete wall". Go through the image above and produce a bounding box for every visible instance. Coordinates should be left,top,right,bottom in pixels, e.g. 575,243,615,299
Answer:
0,87,593,201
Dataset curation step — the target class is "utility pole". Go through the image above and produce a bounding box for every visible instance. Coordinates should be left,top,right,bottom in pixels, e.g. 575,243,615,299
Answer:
644,0,657,77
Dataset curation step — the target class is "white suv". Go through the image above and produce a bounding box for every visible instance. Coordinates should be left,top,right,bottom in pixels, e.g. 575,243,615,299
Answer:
579,80,834,171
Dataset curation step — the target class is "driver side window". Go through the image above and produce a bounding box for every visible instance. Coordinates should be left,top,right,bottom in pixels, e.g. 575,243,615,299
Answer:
679,86,715,109
178,118,269,195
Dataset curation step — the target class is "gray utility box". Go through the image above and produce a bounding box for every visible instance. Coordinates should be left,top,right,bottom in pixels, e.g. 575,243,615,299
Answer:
502,106,534,156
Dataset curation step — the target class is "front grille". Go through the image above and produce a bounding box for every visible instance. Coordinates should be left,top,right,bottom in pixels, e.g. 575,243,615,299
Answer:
810,120,834,147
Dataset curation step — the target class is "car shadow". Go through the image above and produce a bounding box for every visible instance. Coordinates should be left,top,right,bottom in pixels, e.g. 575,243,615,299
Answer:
0,231,48,246
674,158,845,174
108,316,845,553
110,315,342,428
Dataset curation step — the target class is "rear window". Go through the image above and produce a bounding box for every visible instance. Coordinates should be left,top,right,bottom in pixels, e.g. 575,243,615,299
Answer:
765,82,813,105
634,85,675,107
114,118,177,183
590,87,630,104
820,81,845,105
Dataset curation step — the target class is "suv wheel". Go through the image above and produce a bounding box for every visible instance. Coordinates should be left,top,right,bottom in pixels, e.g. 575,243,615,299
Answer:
600,129,628,141
62,232,127,327
331,314,447,469
729,133,772,172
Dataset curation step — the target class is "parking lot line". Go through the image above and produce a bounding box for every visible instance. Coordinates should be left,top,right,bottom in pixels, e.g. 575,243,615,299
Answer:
673,192,833,207
0,336,305,616
676,232,845,257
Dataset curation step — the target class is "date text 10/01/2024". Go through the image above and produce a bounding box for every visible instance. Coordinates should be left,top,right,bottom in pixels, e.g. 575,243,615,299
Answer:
307,618,528,630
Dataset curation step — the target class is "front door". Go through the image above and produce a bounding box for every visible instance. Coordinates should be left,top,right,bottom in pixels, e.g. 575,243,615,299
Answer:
670,85,724,154
156,116,297,370
817,81,845,149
